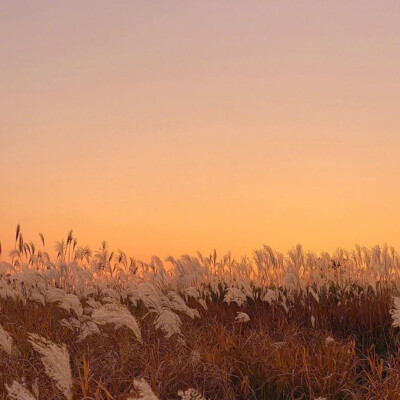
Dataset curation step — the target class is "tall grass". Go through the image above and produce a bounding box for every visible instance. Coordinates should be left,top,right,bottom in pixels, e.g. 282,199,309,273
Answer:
1,227,400,399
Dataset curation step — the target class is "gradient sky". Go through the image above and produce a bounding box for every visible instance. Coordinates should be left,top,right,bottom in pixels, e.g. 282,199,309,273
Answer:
1,1,399,261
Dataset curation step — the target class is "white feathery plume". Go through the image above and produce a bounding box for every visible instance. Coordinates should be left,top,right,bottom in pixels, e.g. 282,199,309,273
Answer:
60,318,75,331
283,271,298,289
137,282,165,312
238,278,254,300
101,287,121,301
6,381,36,400
32,377,40,398
391,297,400,328
154,309,182,338
28,333,73,400
223,287,247,306
0,261,15,276
280,293,289,313
197,298,208,310
181,284,206,308
83,287,97,297
60,316,100,342
45,288,66,303
308,287,320,303
128,378,159,400
0,323,13,355
235,312,250,323
208,276,222,299
77,317,101,342
271,341,286,351
263,289,279,305
181,286,200,302
138,282,183,338
167,291,200,319
45,288,83,317
29,290,45,306
61,294,83,317
85,298,102,310
325,336,335,346
0,283,23,303
190,350,201,365
101,295,119,304
178,388,207,400
91,303,142,342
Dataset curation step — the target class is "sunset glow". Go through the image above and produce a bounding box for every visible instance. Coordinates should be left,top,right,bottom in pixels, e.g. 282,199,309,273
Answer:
1,1,399,260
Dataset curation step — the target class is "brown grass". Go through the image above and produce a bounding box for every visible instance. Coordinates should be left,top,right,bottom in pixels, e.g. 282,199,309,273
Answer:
1,289,400,399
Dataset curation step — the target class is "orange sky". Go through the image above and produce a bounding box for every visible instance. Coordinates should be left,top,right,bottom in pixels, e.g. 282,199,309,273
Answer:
1,1,399,261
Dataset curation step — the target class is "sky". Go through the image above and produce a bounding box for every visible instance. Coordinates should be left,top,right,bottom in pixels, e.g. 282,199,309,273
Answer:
1,1,399,261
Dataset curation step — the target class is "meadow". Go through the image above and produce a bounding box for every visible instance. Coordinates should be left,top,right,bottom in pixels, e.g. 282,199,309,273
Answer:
1,226,400,399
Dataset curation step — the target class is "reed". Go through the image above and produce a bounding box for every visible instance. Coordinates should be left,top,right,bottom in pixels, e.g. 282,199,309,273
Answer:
1,226,400,399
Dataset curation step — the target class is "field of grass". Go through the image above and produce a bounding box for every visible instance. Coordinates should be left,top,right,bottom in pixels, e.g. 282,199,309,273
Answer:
1,227,400,399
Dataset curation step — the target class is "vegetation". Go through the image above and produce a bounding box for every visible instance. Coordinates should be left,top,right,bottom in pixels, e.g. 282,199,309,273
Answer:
1,226,400,399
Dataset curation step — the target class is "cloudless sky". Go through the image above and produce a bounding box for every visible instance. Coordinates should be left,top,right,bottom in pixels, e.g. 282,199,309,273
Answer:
1,1,399,261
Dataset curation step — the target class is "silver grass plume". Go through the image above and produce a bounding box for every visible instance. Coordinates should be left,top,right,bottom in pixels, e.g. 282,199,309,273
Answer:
28,333,73,400
167,291,200,319
60,316,101,342
0,323,14,355
391,297,400,327
154,309,182,338
138,282,183,338
128,378,159,400
235,312,250,323
45,288,83,317
178,388,207,400
91,303,142,342
223,287,247,306
6,381,36,400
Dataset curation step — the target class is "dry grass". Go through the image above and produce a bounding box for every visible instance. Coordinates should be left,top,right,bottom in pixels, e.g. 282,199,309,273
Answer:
1,228,400,399
1,290,400,399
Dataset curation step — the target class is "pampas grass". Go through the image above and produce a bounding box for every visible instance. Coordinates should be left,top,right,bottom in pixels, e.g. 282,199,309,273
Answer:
0,323,13,355
91,303,142,342
27,333,73,400
2,227,400,398
178,388,207,400
391,296,400,327
6,381,36,400
235,312,250,323
128,378,159,400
